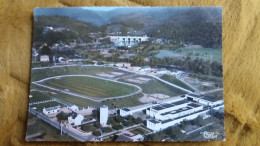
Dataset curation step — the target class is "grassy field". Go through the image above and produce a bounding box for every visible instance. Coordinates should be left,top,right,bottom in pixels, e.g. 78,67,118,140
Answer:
26,116,75,141
141,79,186,96
177,48,223,63
30,84,143,108
43,76,136,98
29,91,53,103
31,66,115,81
160,75,195,92
203,90,224,100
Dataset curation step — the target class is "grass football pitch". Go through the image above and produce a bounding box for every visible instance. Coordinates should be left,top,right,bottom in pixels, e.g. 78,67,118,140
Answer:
43,76,137,98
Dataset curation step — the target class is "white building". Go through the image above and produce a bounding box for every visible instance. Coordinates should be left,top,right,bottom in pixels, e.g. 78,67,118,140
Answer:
100,105,108,126
185,93,224,107
68,112,84,126
42,105,60,115
67,105,79,112
145,94,224,131
40,55,49,62
157,68,168,74
146,109,209,131
108,35,149,43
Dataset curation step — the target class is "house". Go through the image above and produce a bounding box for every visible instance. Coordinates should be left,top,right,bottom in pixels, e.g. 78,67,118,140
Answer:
42,105,60,115
157,68,168,74
40,55,49,62
68,112,84,126
139,66,151,72
67,105,79,112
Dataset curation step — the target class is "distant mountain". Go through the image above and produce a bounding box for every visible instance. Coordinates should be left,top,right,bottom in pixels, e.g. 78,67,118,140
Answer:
34,7,190,25
34,8,107,25
148,7,222,47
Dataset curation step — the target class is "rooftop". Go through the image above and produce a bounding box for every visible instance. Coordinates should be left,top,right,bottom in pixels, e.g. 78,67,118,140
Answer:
122,108,131,112
171,100,188,105
68,112,78,119
188,103,201,108
149,119,160,124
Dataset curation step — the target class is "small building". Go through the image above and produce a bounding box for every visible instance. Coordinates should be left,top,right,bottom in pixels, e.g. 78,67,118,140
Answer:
157,68,168,74
67,105,79,112
40,55,49,62
100,105,108,126
68,112,84,126
119,108,131,117
139,66,151,72
42,105,60,115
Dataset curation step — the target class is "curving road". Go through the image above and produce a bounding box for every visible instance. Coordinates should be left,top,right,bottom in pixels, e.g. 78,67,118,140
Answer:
32,74,142,102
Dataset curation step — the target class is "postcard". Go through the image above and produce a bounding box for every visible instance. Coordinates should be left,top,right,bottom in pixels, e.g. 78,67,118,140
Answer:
26,6,225,142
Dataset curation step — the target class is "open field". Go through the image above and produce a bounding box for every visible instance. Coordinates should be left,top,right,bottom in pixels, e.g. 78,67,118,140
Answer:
30,84,143,108
29,91,53,103
31,66,116,81
203,90,224,100
42,76,137,98
26,116,75,141
154,48,222,63
140,79,186,96
160,75,195,92
177,48,222,63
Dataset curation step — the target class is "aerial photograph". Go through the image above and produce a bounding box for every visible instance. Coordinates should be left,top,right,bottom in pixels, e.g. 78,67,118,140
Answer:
26,7,225,142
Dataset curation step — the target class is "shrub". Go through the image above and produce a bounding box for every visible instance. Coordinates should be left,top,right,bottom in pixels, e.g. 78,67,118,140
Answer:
92,130,101,136
112,124,123,130
115,115,124,123
134,117,143,124
94,122,101,129
81,124,96,132
101,127,113,133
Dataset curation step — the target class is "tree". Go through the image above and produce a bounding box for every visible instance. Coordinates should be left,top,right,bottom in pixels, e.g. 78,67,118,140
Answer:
123,120,134,127
92,109,99,118
92,130,101,136
81,124,97,132
94,122,101,129
112,124,123,130
121,26,127,35
126,115,134,121
115,115,124,123
101,127,113,133
41,45,51,55
134,117,143,124
56,112,68,123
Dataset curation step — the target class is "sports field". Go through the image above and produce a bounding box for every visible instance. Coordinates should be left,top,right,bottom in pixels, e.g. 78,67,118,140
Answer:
43,76,137,98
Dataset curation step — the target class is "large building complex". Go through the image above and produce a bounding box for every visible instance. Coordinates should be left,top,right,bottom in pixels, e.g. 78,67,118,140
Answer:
119,93,224,131
108,35,149,43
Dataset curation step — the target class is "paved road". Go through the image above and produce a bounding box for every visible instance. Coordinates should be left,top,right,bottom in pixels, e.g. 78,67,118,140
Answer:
32,74,142,102
29,109,95,141
200,88,223,94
